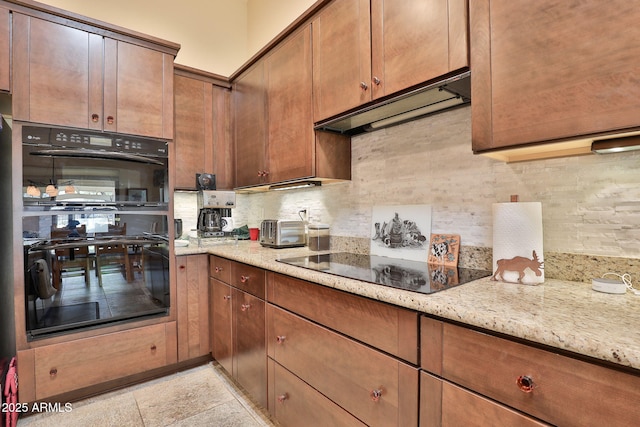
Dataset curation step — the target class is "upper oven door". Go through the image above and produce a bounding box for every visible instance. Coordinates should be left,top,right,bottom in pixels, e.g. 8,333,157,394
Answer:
22,126,168,210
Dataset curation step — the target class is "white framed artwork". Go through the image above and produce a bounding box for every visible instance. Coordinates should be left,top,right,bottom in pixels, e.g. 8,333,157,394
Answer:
370,204,432,261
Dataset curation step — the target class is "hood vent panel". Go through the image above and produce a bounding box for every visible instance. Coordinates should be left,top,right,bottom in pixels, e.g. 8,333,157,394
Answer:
315,71,470,135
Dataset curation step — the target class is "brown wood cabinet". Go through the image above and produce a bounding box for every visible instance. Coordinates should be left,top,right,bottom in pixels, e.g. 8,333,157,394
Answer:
12,13,176,139
209,256,267,408
421,316,640,426
313,0,469,122
267,272,418,364
233,24,351,190
268,305,418,426
266,272,419,426
176,255,210,362
268,359,367,427
174,67,233,190
19,322,176,401
0,6,9,92
470,0,640,153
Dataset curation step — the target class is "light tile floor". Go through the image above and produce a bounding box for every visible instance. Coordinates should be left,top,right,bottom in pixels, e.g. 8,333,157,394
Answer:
18,363,277,427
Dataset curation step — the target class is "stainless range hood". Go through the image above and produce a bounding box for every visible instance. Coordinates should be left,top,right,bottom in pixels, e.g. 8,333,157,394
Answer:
315,71,470,135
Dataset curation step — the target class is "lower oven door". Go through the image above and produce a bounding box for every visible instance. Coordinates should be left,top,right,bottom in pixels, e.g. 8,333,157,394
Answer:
24,233,170,340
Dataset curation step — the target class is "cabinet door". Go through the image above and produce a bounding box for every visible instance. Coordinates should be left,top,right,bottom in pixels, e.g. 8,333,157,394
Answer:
371,0,465,99
176,255,210,362
471,0,640,151
234,61,267,188
312,0,371,122
420,372,549,427
33,323,171,400
12,15,100,128
266,25,313,183
211,85,234,190
0,7,9,92
174,74,212,189
210,278,233,375
269,359,368,427
268,305,418,427
107,39,173,139
234,290,267,408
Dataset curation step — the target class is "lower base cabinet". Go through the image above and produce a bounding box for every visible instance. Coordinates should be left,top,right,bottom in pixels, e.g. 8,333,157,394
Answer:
209,256,267,408
420,372,548,427
20,322,176,401
267,304,418,427
268,359,367,427
421,316,640,426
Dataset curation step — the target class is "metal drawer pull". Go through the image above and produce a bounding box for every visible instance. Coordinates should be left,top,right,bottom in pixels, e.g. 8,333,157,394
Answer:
277,393,289,403
240,275,249,283
150,345,157,352
370,388,383,402
516,375,535,393
276,335,286,344
241,303,251,311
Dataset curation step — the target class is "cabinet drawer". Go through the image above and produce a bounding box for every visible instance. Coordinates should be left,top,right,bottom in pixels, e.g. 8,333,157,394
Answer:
442,323,640,427
209,255,231,283
267,305,418,427
269,359,367,427
420,372,549,427
34,323,169,399
267,272,418,364
231,262,265,298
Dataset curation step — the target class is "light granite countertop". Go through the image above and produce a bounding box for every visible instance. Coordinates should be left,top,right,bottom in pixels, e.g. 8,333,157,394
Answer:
175,240,640,371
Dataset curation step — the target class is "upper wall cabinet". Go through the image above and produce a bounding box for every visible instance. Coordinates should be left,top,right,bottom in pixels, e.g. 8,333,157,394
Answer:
12,13,177,139
174,68,233,190
234,24,350,190
313,0,469,122
0,7,9,92
471,0,640,155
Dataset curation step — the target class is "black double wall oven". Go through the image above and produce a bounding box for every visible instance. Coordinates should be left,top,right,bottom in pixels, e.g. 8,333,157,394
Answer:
22,126,170,340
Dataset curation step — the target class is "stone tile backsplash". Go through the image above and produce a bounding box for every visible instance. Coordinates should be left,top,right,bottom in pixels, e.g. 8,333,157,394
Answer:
175,106,640,282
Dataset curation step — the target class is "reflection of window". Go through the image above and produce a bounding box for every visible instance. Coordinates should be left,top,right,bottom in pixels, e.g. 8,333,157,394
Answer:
57,178,116,201
55,212,117,234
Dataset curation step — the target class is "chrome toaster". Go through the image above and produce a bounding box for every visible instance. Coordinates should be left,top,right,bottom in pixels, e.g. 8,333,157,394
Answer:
260,220,306,248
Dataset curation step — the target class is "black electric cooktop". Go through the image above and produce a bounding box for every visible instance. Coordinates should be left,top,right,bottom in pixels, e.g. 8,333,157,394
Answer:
277,252,491,295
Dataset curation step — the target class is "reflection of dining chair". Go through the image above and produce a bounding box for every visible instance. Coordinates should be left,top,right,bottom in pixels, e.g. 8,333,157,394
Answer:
51,226,91,288
95,224,131,286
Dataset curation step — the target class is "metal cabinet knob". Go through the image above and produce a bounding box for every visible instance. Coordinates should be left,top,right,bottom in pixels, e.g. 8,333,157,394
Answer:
91,113,99,122
49,368,58,377
359,81,369,91
372,76,381,85
276,335,286,344
240,275,249,283
106,116,114,125
277,393,289,403
215,266,223,273
370,388,383,401
241,303,251,312
516,375,535,393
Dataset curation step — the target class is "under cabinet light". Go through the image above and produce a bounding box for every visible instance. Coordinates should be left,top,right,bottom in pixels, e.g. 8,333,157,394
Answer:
592,136,640,154
270,181,321,191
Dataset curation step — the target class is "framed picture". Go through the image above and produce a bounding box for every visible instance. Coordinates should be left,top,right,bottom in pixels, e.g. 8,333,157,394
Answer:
370,204,432,262
128,188,147,203
428,234,460,266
